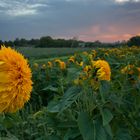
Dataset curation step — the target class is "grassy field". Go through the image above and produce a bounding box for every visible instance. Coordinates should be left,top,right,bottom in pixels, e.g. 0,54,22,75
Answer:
1,46,140,139
16,47,93,59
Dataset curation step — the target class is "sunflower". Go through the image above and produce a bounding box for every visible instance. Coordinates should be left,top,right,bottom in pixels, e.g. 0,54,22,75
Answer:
59,61,66,70
121,65,135,75
83,65,92,76
33,63,39,69
121,65,140,81
0,46,32,113
47,61,52,68
76,61,83,67
54,59,61,63
68,56,75,63
92,50,96,58
92,60,111,81
41,64,47,69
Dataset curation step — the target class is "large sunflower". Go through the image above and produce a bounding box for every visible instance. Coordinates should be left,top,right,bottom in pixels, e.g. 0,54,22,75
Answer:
0,46,32,113
92,60,111,81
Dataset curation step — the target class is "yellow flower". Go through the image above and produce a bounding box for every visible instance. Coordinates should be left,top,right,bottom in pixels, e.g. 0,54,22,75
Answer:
60,61,66,70
74,75,87,85
76,61,83,67
88,54,93,61
47,61,52,68
104,52,109,56
82,51,88,56
92,60,111,81
83,65,92,75
79,62,83,66
0,46,32,113
41,64,47,69
74,78,81,85
54,59,61,63
54,59,66,70
121,65,140,80
33,63,38,69
68,56,75,63
121,65,135,75
92,50,96,58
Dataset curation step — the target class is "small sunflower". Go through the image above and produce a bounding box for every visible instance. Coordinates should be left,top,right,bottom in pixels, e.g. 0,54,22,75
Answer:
47,61,52,68
121,65,135,75
92,50,96,58
121,65,140,81
68,56,75,63
0,46,32,113
59,61,66,70
82,51,88,56
83,65,92,76
41,64,47,69
54,59,61,63
33,63,39,69
76,61,83,67
92,60,111,81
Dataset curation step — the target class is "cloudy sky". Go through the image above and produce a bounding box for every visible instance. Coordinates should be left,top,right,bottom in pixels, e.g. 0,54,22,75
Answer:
0,0,140,42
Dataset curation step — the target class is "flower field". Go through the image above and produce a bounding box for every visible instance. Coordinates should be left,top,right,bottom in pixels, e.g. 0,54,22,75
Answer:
0,46,140,140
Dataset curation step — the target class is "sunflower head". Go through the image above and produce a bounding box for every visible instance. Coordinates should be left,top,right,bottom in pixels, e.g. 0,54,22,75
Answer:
121,65,135,75
83,65,92,75
92,60,111,81
121,65,140,82
54,59,61,64
82,51,88,56
41,64,47,69
59,61,66,70
76,61,83,67
92,50,96,58
68,56,75,63
0,46,32,113
47,61,53,68
33,63,39,69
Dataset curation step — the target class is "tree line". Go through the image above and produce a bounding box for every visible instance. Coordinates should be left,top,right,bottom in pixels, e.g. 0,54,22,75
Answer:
0,35,140,48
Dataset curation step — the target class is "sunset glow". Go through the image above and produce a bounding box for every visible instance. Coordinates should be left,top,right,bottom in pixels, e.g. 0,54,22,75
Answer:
0,0,140,42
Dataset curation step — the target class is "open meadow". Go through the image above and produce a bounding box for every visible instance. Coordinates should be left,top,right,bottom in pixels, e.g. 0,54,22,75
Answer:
0,46,140,140
16,47,93,59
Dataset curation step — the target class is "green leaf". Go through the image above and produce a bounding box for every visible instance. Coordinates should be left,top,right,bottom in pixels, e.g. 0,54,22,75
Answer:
64,128,80,140
47,101,60,113
47,135,61,140
115,129,132,140
101,108,113,126
42,85,59,92
94,119,108,140
78,112,95,140
57,121,77,128
104,124,113,138
99,81,110,103
47,86,81,113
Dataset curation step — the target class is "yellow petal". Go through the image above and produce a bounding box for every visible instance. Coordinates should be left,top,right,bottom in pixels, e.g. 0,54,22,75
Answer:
0,61,5,65
0,71,9,83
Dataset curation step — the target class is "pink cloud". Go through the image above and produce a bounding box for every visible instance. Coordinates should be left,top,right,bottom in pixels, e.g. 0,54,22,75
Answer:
78,24,140,42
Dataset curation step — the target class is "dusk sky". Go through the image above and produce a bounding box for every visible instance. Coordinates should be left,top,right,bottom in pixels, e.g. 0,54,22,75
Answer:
0,0,140,42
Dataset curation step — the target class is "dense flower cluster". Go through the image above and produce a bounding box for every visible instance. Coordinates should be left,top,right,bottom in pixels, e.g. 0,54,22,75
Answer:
0,46,32,113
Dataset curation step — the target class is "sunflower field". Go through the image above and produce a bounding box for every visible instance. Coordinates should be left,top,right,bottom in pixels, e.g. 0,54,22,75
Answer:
0,46,140,140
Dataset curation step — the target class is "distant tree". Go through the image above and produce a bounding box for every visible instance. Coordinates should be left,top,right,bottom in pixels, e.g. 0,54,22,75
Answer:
13,38,28,47
127,36,140,47
14,38,20,46
71,36,78,48
29,39,40,46
5,41,14,46
37,36,53,47
20,38,28,46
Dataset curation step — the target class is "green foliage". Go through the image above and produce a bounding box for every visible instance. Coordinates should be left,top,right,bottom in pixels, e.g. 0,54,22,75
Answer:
1,46,140,139
127,35,140,47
